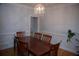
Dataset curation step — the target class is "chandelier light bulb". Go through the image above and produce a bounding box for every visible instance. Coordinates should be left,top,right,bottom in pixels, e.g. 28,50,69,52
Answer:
34,4,45,16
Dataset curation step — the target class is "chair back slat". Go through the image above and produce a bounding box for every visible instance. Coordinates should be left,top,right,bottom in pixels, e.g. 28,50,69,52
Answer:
34,32,42,40
16,31,25,37
42,34,52,44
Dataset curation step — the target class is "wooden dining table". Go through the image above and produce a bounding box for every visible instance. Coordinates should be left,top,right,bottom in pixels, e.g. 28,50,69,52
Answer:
17,36,51,56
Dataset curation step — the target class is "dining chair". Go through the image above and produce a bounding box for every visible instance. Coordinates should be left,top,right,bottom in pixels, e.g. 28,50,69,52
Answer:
14,31,25,55
34,32,42,40
17,37,28,56
16,31,25,37
50,42,60,56
42,34,52,44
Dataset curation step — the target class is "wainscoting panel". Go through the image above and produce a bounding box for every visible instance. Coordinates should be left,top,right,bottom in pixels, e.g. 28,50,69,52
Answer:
0,33,14,50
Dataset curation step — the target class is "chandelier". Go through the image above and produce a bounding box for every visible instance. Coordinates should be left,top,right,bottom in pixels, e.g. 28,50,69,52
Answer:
34,4,45,16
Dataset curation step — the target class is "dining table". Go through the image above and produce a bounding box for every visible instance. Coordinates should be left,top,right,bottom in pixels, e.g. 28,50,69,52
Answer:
17,36,51,56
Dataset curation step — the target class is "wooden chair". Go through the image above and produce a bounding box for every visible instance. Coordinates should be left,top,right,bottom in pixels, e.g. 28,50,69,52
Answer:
16,31,25,37
34,32,42,40
50,42,60,56
42,34,52,44
17,37,28,56
14,31,25,55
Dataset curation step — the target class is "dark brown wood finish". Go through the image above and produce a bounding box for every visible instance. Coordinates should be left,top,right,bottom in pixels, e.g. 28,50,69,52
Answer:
17,36,51,56
16,31,25,37
28,38,51,56
17,37,28,55
50,43,60,56
0,47,76,56
14,31,25,55
42,34,52,44
34,32,42,40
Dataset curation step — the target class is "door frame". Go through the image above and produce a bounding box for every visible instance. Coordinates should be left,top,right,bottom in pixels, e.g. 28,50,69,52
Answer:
30,16,40,36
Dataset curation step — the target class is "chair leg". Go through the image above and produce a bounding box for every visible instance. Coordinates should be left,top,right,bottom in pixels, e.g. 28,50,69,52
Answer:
27,50,29,56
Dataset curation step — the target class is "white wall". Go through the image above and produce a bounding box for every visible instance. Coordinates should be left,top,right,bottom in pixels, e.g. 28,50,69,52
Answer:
0,4,33,50
0,3,79,54
40,4,79,53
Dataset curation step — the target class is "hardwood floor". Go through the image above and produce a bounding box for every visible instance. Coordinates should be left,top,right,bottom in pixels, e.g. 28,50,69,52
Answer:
0,47,76,56
0,47,49,56
58,48,76,56
0,48,17,56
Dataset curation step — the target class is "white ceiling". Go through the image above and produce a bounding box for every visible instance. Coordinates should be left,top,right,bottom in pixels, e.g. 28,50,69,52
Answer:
21,3,56,7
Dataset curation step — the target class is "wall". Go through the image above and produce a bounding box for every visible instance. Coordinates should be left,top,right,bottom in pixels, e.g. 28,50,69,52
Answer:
40,4,79,54
0,4,33,50
0,3,79,54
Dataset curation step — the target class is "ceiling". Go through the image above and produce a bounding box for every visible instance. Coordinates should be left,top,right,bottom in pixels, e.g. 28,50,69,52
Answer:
22,3,56,7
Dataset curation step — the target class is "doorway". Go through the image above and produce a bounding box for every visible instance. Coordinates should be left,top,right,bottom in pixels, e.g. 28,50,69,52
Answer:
30,16,39,37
